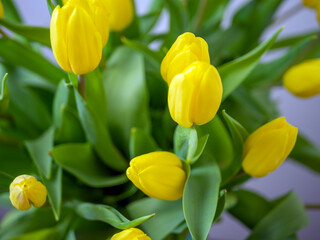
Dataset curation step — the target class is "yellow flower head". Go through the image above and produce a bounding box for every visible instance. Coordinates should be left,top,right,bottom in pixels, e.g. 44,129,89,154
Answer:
0,0,4,19
303,0,319,8
111,228,151,240
161,32,210,85
242,117,298,177
283,59,320,98
105,0,134,31
126,151,187,201
168,61,223,128
9,175,47,211
50,0,109,75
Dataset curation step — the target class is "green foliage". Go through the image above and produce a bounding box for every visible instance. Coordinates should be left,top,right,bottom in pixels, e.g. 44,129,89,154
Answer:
0,0,316,239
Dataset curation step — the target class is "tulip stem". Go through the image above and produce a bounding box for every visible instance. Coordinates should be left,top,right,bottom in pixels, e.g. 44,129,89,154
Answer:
78,74,86,100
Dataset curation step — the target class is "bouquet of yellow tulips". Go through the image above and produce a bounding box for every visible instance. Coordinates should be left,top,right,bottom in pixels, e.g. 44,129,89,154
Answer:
0,0,319,239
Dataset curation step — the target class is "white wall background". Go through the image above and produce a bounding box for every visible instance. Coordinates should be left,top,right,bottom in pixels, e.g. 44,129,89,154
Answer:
10,0,320,239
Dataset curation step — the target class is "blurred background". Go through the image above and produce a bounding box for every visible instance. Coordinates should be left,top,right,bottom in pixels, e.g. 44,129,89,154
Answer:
1,0,319,239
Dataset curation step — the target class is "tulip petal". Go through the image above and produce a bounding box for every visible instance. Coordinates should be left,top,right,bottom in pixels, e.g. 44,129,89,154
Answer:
27,180,47,208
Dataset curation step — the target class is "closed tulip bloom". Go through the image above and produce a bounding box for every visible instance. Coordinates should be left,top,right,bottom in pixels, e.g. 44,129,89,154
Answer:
242,117,298,177
105,0,134,31
126,151,187,201
303,0,319,8
283,59,320,98
161,32,210,85
9,175,47,211
0,0,4,18
51,0,109,75
168,61,222,128
111,228,151,240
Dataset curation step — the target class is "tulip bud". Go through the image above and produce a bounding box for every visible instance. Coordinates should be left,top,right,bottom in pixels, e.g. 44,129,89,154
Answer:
105,0,134,31
303,0,319,8
0,0,4,19
50,0,109,75
126,151,187,201
111,228,151,240
9,175,47,211
242,117,298,177
283,59,320,98
168,61,223,128
161,32,210,85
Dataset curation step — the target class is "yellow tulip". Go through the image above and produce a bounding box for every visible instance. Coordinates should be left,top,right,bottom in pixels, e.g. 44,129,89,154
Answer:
105,0,134,31
303,0,319,8
161,32,210,85
168,61,223,128
283,59,320,98
242,117,298,177
126,151,187,201
9,175,47,211
111,228,151,240
50,0,109,75
0,0,4,18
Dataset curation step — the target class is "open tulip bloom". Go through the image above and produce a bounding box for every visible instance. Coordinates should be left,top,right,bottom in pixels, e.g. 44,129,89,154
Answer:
0,0,318,239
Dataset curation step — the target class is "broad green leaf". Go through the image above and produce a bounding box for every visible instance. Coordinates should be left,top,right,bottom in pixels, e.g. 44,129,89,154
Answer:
1,0,22,23
8,77,51,135
0,73,10,115
219,28,282,100
86,69,108,126
74,90,127,171
290,134,320,174
129,128,159,159
65,230,76,240
183,159,221,240
190,134,209,164
127,198,184,240
0,143,34,189
103,46,151,156
245,36,315,88
8,227,57,240
0,39,66,84
197,116,234,167
42,165,62,221
51,143,127,187
76,203,154,230
52,80,70,129
122,37,162,71
221,111,249,184
0,208,58,240
213,189,227,223
174,125,198,161
228,190,273,229
25,127,55,179
0,19,50,47
248,192,309,240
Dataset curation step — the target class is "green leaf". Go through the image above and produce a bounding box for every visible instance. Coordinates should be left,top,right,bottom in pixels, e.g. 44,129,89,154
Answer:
103,46,151,156
53,80,70,129
129,128,159,159
219,28,282,101
228,190,273,229
190,134,209,164
248,192,309,240
46,0,55,16
127,198,184,240
213,189,227,223
0,73,10,115
197,116,234,167
74,90,127,171
245,36,315,88
0,19,50,47
290,134,320,174
271,31,318,49
42,165,62,221
86,69,108,126
51,143,127,188
1,0,22,23
76,203,154,230
183,159,221,240
174,125,198,161
25,127,55,179
0,39,66,84
139,0,163,35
